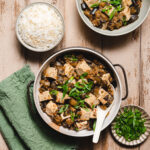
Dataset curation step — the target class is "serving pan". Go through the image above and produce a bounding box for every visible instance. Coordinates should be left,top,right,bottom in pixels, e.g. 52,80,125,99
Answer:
76,0,150,36
28,47,128,137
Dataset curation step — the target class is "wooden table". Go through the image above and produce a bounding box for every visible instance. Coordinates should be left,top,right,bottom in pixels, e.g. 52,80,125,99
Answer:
0,0,150,149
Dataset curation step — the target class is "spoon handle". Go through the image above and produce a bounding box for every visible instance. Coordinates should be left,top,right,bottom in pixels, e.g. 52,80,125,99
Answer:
92,108,106,143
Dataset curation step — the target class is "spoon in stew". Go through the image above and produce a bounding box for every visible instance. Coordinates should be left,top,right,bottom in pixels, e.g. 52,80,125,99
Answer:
92,85,116,143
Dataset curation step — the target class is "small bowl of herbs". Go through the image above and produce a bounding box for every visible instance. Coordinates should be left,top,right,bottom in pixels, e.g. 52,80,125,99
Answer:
111,105,150,146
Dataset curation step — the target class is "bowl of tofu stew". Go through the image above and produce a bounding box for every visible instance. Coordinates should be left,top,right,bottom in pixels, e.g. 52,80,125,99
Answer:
33,47,128,137
76,0,150,36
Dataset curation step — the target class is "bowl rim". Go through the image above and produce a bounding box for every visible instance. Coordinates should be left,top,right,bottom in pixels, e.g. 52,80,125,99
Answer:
16,2,65,52
76,0,150,36
33,46,123,137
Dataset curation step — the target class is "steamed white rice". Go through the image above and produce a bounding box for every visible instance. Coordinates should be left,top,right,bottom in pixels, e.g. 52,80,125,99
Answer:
17,3,63,50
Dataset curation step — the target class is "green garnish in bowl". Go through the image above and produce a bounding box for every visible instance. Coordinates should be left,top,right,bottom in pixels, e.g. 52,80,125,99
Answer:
114,108,146,142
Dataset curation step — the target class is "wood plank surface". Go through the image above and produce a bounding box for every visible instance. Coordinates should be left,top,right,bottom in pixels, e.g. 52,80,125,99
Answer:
0,0,149,150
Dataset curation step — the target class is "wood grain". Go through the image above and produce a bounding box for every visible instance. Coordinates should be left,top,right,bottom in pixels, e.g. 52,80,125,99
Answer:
139,13,150,150
0,0,149,150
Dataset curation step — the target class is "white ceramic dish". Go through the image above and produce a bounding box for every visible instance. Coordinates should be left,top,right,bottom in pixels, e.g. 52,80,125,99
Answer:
31,47,128,137
111,105,150,146
76,0,150,36
16,2,65,52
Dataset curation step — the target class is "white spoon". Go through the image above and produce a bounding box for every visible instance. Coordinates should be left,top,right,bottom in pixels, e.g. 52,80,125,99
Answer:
92,85,115,143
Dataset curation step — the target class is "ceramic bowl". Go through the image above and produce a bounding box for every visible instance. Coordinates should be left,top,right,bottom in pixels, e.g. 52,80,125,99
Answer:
16,2,65,52
76,0,150,36
111,105,150,146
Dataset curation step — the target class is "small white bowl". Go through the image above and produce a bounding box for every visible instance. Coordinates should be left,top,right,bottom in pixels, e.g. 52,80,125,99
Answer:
16,2,65,52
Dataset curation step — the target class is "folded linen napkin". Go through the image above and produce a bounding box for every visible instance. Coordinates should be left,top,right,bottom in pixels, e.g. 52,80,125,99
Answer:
0,65,77,150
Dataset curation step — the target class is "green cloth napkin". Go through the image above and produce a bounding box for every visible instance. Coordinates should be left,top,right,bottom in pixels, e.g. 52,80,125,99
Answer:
0,65,77,150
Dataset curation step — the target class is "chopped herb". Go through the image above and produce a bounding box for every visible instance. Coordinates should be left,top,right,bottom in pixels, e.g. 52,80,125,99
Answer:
93,120,96,131
62,84,68,99
110,0,122,6
62,77,74,99
64,104,69,111
102,0,108,2
114,108,146,141
122,16,127,26
92,105,95,109
102,8,107,13
102,5,113,13
75,127,79,131
74,105,80,109
109,9,116,20
65,55,78,62
83,108,90,111
71,112,75,121
90,3,100,8
70,112,78,121
116,5,123,12
78,100,85,107
85,95,90,98
71,58,78,62
57,85,62,89
59,106,65,114
59,104,69,114
50,90,58,96
80,72,88,79
69,80,93,102
75,82,84,89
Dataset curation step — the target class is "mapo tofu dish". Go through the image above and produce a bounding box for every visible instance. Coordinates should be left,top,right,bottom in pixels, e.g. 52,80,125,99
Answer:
81,0,142,30
39,54,115,131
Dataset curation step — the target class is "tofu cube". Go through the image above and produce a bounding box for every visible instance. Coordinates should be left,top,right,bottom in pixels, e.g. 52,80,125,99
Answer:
90,108,97,118
39,91,52,102
64,63,75,78
98,88,111,105
76,60,91,73
85,93,99,108
44,67,57,80
76,121,88,130
120,0,132,21
56,91,70,104
46,101,58,116
101,73,111,85
122,0,132,6
80,108,92,121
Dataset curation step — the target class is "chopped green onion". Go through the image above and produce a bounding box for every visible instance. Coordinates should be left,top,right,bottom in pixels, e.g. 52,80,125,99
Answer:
109,9,116,20
59,104,69,114
50,90,58,96
59,106,65,114
64,55,78,62
57,85,62,89
80,72,88,79
122,16,127,25
62,77,74,99
93,120,96,131
90,3,100,8
114,108,146,141
92,105,95,109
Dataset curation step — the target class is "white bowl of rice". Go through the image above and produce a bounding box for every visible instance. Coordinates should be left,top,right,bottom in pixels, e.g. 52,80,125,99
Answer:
16,2,64,52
